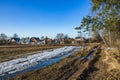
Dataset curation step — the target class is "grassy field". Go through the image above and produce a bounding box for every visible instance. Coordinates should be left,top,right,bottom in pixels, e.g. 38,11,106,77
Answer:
0,45,63,62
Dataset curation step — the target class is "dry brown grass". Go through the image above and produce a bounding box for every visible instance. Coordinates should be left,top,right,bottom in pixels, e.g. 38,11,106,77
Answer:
0,45,63,62
103,48,120,71
87,46,120,80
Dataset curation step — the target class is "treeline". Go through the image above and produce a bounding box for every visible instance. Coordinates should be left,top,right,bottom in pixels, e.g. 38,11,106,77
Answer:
75,0,120,47
0,33,73,45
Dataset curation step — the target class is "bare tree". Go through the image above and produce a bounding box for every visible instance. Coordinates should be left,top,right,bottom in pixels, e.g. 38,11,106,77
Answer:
56,33,64,40
0,33,7,40
13,33,19,38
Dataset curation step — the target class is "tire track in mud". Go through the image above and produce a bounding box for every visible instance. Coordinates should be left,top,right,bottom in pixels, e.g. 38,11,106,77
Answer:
9,45,102,80
67,45,101,80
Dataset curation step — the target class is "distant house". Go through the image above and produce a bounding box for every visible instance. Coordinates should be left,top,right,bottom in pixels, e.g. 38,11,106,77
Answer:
60,39,65,44
51,39,57,44
74,37,85,44
54,39,60,44
39,40,46,44
19,38,25,44
30,37,40,44
45,38,52,44
19,37,46,45
19,38,30,44
14,38,20,44
25,38,30,44
8,37,20,44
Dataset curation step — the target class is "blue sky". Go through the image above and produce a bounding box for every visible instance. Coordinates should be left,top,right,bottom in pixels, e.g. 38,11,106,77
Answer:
0,0,91,38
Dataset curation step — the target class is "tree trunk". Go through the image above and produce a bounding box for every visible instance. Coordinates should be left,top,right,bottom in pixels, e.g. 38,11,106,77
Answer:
98,31,109,47
109,31,112,46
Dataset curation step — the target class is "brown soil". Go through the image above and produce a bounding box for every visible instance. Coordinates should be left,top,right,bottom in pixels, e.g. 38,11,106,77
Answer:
2,44,120,80
9,45,97,80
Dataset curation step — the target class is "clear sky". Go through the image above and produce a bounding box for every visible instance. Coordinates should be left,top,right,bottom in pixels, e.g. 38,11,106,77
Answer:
0,0,91,38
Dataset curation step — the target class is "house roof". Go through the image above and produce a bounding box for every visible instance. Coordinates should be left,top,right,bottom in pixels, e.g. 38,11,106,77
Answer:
30,37,40,42
13,38,20,41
